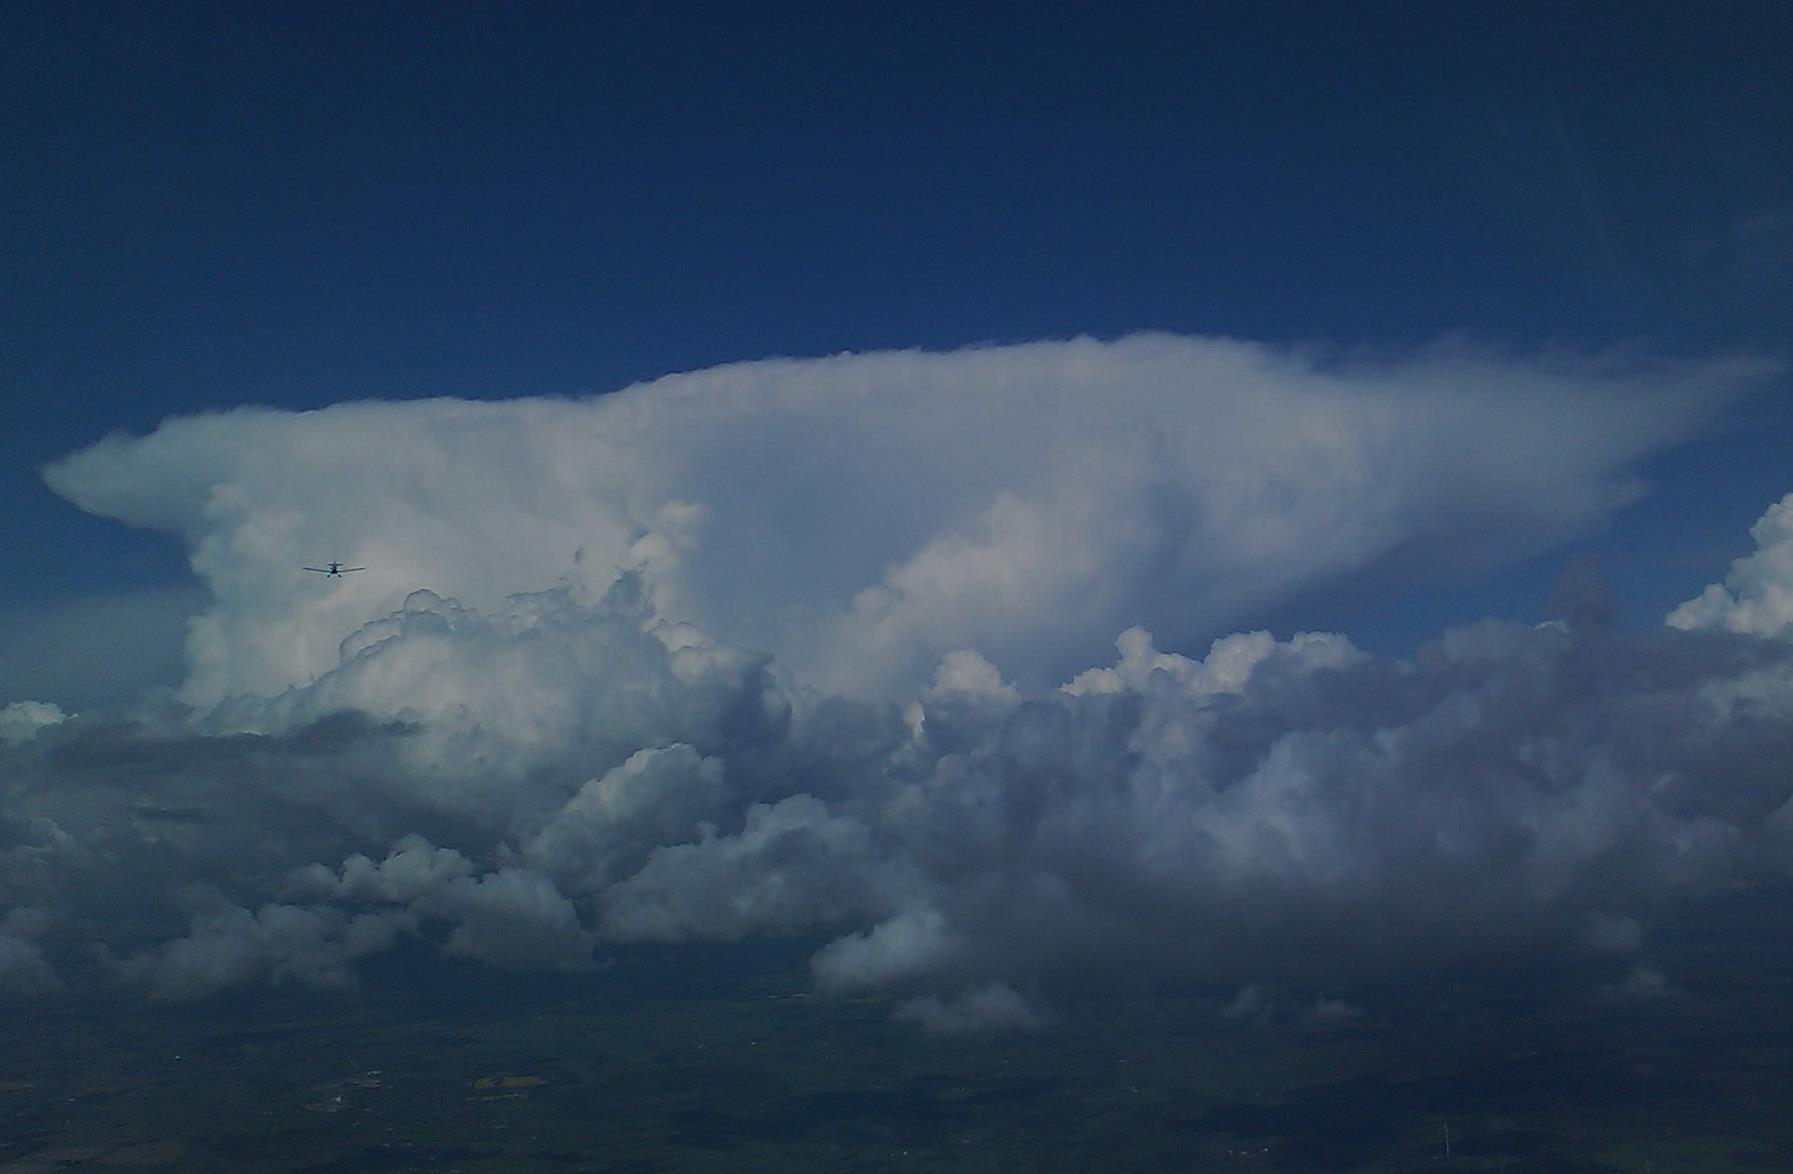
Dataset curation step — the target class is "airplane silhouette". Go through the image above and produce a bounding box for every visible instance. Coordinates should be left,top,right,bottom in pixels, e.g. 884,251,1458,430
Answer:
302,562,365,578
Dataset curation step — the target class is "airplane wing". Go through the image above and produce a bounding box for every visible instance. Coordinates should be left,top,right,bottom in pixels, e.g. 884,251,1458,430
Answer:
340,567,366,573
302,567,331,573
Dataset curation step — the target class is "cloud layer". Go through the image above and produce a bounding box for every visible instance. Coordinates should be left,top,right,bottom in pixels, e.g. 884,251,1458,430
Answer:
8,335,1791,1022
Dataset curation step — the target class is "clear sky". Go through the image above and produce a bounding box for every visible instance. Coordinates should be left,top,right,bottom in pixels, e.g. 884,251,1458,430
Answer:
9,0,1793,1062
6,2,1791,655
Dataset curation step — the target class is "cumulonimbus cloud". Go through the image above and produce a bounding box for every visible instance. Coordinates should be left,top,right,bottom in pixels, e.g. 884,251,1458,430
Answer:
7,335,1791,1022
43,334,1771,705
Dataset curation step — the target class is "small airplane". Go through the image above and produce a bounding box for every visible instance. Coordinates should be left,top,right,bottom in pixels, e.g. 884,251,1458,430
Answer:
303,562,366,578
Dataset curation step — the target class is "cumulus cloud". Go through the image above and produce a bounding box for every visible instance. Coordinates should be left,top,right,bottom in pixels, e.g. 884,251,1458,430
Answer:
859,619,1793,994
0,908,60,998
812,908,964,995
427,868,594,972
287,835,476,905
0,701,65,744
1670,491,1793,637
600,795,890,943
109,894,414,1001
894,982,1045,1035
1221,983,1273,1023
10,336,1793,1019
290,837,595,973
525,745,728,895
10,538,1793,1009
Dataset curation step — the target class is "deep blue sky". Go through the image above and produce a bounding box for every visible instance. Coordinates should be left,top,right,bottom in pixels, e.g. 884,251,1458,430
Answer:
5,1,1791,647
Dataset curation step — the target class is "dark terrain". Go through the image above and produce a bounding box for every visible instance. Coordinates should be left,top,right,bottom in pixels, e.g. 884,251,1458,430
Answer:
3,899,1790,1173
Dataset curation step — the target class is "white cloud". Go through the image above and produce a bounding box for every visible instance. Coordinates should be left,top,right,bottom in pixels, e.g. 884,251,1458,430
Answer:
311,835,476,905
812,908,961,994
295,836,599,971
44,335,1766,705
1062,626,1360,698
1669,491,1793,637
0,701,65,744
